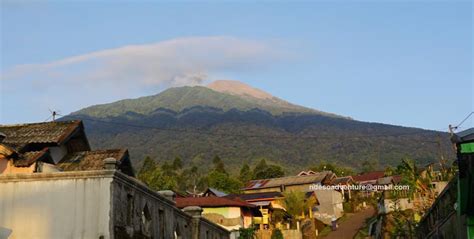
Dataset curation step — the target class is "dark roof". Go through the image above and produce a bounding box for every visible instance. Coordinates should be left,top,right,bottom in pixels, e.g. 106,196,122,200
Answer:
176,196,255,208
226,192,283,201
244,171,333,190
352,171,385,183
0,120,87,151
15,149,53,167
203,188,228,197
331,176,353,185
57,149,134,177
0,143,54,167
455,128,474,142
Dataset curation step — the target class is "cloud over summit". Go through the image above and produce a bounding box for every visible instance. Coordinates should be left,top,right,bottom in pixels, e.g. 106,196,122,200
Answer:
1,36,284,122
4,36,280,87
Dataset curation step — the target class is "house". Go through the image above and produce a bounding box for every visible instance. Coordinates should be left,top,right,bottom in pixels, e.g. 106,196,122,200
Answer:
352,171,385,185
330,176,354,200
202,188,228,197
225,192,285,229
175,196,261,231
243,171,335,193
0,162,230,239
0,120,230,239
0,120,133,176
243,172,344,225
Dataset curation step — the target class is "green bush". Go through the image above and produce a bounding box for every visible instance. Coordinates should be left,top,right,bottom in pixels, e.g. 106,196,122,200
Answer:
238,227,255,239
271,228,284,239
343,201,354,213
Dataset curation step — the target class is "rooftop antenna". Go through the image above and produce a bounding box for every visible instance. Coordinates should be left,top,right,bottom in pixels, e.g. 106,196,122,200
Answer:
44,108,62,122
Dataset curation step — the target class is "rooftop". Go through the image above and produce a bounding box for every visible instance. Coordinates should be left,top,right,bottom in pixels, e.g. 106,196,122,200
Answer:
244,171,333,190
225,192,283,201
0,120,87,151
58,149,134,177
176,196,255,208
352,171,385,183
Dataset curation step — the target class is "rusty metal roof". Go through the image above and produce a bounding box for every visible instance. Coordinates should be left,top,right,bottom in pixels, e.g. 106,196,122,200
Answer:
244,171,333,190
176,196,255,208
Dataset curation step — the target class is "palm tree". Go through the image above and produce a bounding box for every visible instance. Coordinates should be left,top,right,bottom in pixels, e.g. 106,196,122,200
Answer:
279,191,316,229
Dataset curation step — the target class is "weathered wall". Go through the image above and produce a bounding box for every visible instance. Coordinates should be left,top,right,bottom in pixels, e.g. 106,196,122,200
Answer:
109,172,230,239
0,170,230,239
0,171,112,239
313,190,344,224
0,158,36,174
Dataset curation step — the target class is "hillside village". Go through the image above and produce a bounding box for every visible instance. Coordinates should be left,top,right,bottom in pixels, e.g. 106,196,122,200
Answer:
0,120,472,239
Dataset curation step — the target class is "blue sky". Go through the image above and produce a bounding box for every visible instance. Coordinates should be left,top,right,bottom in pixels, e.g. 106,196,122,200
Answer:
1,1,472,130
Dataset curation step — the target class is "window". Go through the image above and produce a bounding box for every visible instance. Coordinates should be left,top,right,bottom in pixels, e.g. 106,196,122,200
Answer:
127,194,133,225
142,204,152,237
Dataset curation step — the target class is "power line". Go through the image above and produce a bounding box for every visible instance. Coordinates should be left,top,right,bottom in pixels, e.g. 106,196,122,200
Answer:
73,116,448,142
454,111,474,129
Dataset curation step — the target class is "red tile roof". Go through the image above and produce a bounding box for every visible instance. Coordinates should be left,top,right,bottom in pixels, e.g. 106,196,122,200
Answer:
176,196,255,208
352,171,385,183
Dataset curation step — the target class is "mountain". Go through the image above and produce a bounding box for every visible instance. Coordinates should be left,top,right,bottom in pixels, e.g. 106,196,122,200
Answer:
72,80,342,118
64,80,453,173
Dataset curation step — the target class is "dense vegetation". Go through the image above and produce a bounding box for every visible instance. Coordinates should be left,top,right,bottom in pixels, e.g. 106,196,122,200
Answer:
63,85,454,174
137,156,285,194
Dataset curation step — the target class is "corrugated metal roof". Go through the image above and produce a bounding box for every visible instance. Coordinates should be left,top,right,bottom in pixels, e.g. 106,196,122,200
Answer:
244,171,332,190
352,171,385,183
176,196,255,208
226,192,283,201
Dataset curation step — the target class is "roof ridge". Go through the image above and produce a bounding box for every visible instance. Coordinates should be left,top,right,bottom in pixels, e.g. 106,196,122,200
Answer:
248,171,331,182
0,120,81,128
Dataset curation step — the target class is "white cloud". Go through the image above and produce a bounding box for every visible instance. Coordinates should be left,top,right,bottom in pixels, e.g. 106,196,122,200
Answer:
3,36,281,87
0,36,285,123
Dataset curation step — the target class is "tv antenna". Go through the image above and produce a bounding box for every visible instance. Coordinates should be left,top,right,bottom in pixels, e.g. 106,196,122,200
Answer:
44,109,63,122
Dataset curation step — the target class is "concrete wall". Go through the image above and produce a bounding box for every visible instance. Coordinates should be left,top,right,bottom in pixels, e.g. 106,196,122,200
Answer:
202,207,243,231
379,198,414,214
0,171,112,239
0,170,230,239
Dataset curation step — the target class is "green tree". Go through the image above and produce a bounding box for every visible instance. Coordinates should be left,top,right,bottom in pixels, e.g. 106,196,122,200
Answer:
137,156,158,185
271,228,284,239
279,191,316,228
207,171,242,193
253,159,285,179
311,162,355,176
172,156,183,170
239,163,252,184
212,155,227,174
137,156,179,191
361,159,378,173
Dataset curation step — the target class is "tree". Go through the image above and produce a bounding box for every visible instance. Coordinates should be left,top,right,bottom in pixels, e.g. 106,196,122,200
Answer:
207,171,242,193
310,162,354,176
253,158,268,175
212,155,227,174
384,166,394,176
253,159,285,179
279,191,316,228
271,228,284,239
361,159,378,173
172,156,183,170
239,163,252,184
137,156,178,191
137,156,158,185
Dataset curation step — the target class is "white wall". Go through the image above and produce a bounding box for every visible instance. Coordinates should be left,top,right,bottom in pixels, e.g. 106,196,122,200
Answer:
0,174,112,239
